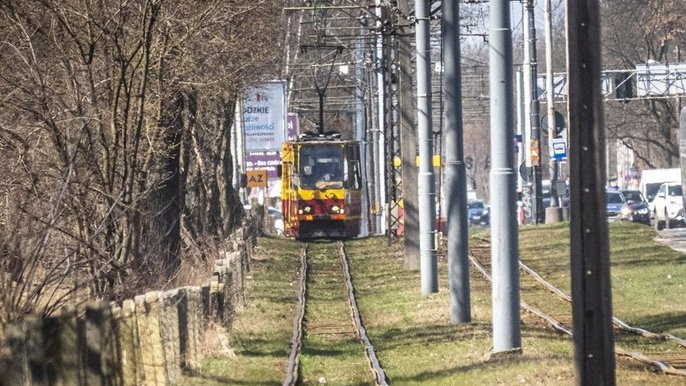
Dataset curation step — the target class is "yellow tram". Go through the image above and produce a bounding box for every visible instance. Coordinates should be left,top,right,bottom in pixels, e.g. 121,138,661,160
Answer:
280,134,363,239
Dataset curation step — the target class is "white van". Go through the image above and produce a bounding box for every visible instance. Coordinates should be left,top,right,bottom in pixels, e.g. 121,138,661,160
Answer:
639,168,681,209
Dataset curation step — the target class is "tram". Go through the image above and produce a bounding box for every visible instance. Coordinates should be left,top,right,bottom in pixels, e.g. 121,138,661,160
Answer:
280,134,363,239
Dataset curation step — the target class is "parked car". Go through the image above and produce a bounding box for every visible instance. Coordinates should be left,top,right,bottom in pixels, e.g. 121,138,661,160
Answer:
618,189,651,225
639,168,680,211
606,190,626,222
652,182,684,230
468,200,489,226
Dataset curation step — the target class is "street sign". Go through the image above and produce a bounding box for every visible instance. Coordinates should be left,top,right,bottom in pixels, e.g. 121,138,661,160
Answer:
551,138,567,160
541,111,566,137
519,162,532,183
246,170,268,188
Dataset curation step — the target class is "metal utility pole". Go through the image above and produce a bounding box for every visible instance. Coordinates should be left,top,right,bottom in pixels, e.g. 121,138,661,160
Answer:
490,0,521,352
356,17,370,238
516,69,526,193
526,0,544,223
567,0,616,383
544,0,562,223
414,0,438,295
443,0,471,323
375,0,387,235
397,0,420,269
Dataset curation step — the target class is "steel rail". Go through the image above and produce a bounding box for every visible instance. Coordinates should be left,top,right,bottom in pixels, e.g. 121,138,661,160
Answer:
468,242,686,377
338,241,390,386
283,243,308,386
518,261,686,348
467,252,572,335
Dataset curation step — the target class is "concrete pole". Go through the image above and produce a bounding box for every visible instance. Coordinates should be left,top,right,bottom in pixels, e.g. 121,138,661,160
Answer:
489,0,522,352
235,100,247,203
516,69,526,192
397,0,420,269
368,68,379,234
443,0,471,323
375,0,387,235
356,21,370,238
544,0,561,217
526,0,544,223
522,8,532,168
567,0,616,382
521,6,533,224
414,0,438,295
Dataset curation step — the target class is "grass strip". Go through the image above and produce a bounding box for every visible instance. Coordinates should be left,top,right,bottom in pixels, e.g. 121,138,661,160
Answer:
182,221,686,385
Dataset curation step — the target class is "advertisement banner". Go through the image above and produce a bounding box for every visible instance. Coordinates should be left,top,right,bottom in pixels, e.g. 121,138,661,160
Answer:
243,82,286,152
246,151,281,179
287,113,299,141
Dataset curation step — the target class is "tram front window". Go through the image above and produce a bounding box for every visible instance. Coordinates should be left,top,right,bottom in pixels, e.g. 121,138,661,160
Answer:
300,145,344,189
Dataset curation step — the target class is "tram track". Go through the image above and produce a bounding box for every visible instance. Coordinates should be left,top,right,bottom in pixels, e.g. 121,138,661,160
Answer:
284,241,388,386
469,238,686,376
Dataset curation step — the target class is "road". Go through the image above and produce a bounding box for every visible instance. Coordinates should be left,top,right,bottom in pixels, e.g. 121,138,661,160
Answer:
655,227,686,254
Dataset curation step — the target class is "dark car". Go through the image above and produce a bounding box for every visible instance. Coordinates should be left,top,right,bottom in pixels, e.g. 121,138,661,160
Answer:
619,189,651,225
606,190,626,222
468,200,489,226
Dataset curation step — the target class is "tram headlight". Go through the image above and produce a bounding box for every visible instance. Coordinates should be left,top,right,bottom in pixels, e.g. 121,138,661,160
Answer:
298,206,312,215
330,205,345,214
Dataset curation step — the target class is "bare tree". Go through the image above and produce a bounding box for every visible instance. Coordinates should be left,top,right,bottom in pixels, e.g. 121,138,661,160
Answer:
602,0,686,168
0,0,285,329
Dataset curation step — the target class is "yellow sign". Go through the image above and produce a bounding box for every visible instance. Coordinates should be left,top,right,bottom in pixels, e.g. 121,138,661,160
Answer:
530,140,540,167
246,170,268,188
414,155,442,167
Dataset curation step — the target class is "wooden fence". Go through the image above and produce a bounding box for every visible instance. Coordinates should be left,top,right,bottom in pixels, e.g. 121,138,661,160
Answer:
0,217,259,386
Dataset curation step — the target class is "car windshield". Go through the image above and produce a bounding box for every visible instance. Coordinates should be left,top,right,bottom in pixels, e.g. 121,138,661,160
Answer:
468,201,484,209
606,192,625,204
646,182,662,201
299,145,344,189
622,191,645,202
669,185,683,196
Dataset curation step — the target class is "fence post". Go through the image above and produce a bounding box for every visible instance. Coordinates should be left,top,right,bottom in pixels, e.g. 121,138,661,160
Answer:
117,299,139,386
220,268,235,328
134,294,155,385
145,291,167,384
161,290,181,384
3,323,30,385
187,286,204,370
83,301,116,385
25,316,48,385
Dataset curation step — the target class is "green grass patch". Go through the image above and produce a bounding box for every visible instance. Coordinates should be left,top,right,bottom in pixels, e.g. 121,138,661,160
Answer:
182,222,686,385
178,237,300,385
516,221,686,338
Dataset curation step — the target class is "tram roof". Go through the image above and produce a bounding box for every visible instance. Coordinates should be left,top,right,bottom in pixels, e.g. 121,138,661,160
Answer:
285,132,358,145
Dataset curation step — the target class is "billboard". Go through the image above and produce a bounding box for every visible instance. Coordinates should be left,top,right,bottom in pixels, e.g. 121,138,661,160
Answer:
243,81,286,152
246,151,281,179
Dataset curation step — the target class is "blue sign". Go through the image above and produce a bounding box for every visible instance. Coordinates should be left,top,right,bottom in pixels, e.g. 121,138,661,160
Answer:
551,138,567,160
